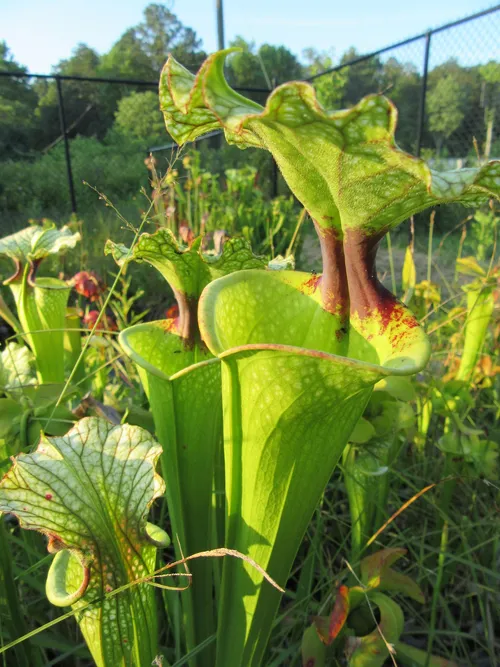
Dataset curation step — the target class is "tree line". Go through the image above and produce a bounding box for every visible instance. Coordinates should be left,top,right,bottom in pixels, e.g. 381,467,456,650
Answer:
1,2,499,162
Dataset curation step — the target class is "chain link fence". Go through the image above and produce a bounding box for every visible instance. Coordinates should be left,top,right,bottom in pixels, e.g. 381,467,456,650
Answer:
0,4,498,223
308,5,500,165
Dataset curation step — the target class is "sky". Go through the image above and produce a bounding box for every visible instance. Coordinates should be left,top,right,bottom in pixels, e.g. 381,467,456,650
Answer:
1,0,498,74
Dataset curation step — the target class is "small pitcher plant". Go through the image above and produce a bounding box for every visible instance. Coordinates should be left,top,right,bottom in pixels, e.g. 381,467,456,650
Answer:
0,418,169,667
0,221,81,384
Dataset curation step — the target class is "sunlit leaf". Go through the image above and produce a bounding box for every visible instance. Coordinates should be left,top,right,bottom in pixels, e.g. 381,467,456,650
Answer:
0,417,169,667
349,418,377,444
301,624,326,667
9,276,71,384
161,50,500,236
360,548,424,603
0,223,80,280
401,245,416,294
455,256,486,277
314,584,350,644
374,376,416,402
0,342,35,391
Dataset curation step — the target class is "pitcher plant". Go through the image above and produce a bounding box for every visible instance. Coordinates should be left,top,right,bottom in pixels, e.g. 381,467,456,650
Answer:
160,49,500,666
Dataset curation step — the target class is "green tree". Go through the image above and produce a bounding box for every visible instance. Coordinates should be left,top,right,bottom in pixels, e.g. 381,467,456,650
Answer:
0,42,38,157
99,29,157,81
226,37,303,99
479,61,500,159
379,58,421,151
302,48,347,109
339,47,383,105
114,90,165,141
427,74,466,155
34,44,105,147
133,3,206,74
426,59,482,156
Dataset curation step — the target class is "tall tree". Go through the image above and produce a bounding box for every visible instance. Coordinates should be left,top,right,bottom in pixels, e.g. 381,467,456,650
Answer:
479,61,500,159
99,29,156,81
133,3,206,73
302,48,347,110
34,44,105,146
379,58,421,151
0,42,38,156
114,90,165,141
339,47,383,105
427,74,466,155
427,59,481,156
226,37,303,101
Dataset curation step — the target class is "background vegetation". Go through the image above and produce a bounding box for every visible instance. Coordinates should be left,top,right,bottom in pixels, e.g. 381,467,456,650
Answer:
1,3,499,227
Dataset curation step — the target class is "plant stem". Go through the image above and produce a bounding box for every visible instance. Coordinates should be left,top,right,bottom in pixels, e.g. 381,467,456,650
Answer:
386,232,397,296
426,521,448,666
427,211,435,284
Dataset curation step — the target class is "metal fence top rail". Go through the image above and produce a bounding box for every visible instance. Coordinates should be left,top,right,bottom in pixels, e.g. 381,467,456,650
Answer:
0,69,272,94
305,3,500,81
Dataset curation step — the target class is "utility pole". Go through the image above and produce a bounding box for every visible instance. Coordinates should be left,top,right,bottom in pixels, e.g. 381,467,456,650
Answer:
216,0,225,50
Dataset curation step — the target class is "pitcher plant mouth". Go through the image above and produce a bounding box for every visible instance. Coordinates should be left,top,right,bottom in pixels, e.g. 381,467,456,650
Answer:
217,342,428,375
106,228,266,352
0,222,81,285
118,321,220,381
198,269,431,377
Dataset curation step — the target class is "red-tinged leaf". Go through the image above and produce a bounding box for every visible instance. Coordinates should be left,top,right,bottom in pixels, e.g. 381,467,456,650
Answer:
326,584,350,644
314,585,350,644
312,617,330,645
301,624,326,667
360,548,424,602
360,548,407,585
360,548,406,585
377,568,425,604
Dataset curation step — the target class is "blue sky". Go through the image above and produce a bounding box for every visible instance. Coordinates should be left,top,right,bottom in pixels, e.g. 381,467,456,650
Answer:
1,0,498,74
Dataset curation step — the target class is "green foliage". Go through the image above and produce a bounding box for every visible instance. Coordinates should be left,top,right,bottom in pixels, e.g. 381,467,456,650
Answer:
303,48,348,110
466,207,498,260
427,75,466,152
226,37,303,90
99,29,157,81
114,90,165,140
302,549,455,666
159,49,499,666
0,42,38,156
0,134,150,214
135,3,206,73
0,222,81,383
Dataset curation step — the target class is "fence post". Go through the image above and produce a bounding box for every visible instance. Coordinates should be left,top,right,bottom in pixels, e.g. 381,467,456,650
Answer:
415,31,432,157
55,76,77,214
216,0,225,50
